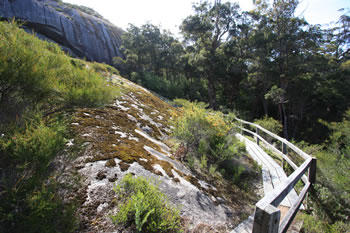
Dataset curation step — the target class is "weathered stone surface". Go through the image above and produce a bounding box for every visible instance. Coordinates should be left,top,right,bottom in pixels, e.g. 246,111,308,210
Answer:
55,73,262,232
0,0,123,65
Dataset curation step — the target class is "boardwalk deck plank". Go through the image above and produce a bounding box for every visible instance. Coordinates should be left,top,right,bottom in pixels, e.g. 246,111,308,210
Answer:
232,134,306,232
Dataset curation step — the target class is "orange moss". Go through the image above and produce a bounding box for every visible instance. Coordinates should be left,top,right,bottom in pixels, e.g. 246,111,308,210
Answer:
70,89,244,202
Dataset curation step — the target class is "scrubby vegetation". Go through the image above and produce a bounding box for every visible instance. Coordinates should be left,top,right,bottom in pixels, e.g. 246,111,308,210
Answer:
1,0,349,231
0,113,77,233
298,110,350,232
254,116,283,136
0,20,117,125
111,174,181,233
171,99,247,183
0,20,119,232
115,1,350,230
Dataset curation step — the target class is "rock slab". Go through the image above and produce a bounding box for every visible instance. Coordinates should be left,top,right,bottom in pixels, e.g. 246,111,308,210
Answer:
0,0,123,65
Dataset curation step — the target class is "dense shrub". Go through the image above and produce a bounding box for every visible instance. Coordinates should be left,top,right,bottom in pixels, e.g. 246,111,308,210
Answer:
111,174,181,233
171,100,246,182
171,99,244,162
128,72,200,100
0,113,77,233
0,20,117,125
0,20,120,232
299,110,350,232
254,116,283,135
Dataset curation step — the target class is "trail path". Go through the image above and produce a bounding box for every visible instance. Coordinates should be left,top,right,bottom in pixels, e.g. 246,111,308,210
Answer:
231,134,303,233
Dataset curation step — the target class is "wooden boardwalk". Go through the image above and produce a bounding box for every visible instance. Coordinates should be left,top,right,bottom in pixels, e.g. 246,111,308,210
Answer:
231,134,303,233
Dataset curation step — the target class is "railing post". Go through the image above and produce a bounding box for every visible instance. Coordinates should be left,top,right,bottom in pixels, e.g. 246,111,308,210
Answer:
253,204,281,233
256,127,260,145
308,157,317,184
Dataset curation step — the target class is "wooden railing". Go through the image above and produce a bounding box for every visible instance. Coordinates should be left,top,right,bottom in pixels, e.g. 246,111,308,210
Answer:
235,118,316,233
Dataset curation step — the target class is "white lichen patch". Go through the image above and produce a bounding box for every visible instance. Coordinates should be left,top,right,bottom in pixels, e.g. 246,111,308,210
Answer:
114,99,130,111
144,145,191,176
127,114,137,122
114,131,127,138
66,139,74,147
172,169,199,192
131,104,143,112
83,112,91,116
128,136,139,142
80,160,122,206
128,92,146,107
138,113,162,128
136,129,171,155
153,164,168,177
71,122,79,126
97,203,109,213
163,127,171,133
198,180,217,191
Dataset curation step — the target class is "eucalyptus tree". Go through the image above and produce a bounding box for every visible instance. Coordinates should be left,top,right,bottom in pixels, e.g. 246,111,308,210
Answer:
180,0,241,109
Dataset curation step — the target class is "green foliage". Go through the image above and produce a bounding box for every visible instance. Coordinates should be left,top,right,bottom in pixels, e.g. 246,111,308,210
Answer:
171,100,247,183
299,110,350,232
90,62,120,75
0,114,77,233
299,213,350,233
111,174,181,233
131,72,186,100
2,112,65,172
0,21,120,232
254,116,283,135
0,20,117,124
200,155,208,169
114,23,209,101
171,99,243,163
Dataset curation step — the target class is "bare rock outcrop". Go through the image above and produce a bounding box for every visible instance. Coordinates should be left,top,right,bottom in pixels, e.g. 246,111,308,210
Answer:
0,0,123,65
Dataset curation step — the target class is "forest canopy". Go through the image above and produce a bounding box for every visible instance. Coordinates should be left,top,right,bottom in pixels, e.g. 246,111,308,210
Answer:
116,0,350,144
114,1,350,231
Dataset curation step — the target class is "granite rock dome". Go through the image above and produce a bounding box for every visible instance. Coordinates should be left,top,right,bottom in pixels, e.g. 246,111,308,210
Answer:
0,0,123,65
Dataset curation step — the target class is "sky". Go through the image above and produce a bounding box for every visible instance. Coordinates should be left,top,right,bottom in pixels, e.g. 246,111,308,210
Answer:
62,0,349,36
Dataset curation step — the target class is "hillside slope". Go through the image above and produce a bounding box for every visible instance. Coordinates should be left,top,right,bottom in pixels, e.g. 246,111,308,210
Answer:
0,20,262,233
63,74,262,232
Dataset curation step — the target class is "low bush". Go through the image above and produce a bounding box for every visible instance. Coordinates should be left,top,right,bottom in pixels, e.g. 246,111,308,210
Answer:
171,99,244,164
0,20,117,124
111,174,181,233
130,72,187,100
0,113,77,233
171,100,247,182
254,116,283,135
0,19,120,233
299,110,350,232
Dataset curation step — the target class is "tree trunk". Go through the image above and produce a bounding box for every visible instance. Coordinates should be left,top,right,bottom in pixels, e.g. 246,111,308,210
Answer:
263,99,268,116
207,77,217,110
281,102,288,139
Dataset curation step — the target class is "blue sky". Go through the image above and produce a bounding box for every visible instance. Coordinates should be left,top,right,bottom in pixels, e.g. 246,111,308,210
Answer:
63,0,349,35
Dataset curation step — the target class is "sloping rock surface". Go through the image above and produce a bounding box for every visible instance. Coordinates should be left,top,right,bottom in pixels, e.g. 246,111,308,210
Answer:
67,75,254,232
0,0,123,64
